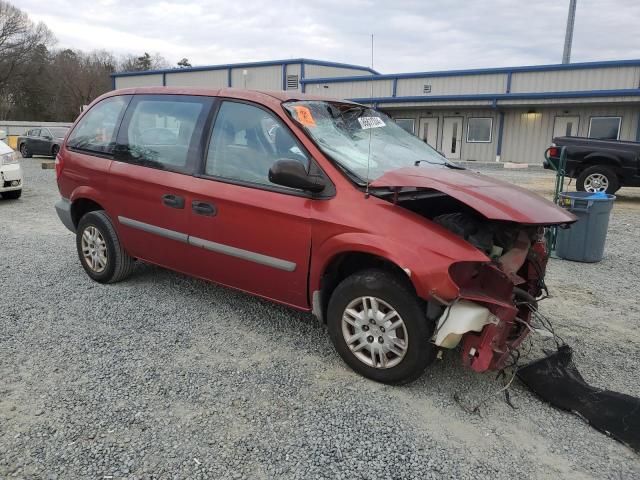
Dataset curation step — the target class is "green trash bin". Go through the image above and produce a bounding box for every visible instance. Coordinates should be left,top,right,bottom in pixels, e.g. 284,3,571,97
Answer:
555,191,615,263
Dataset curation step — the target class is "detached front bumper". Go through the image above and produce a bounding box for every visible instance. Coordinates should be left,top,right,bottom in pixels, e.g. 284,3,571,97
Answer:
0,163,23,192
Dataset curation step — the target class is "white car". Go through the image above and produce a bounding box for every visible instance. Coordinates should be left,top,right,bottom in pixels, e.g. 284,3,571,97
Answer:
0,140,23,199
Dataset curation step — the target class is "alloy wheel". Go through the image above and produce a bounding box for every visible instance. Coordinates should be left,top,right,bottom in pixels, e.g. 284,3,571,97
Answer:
341,296,408,369
81,226,108,273
584,173,609,193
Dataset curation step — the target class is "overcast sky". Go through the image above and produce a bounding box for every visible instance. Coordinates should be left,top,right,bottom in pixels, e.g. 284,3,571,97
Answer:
18,0,640,73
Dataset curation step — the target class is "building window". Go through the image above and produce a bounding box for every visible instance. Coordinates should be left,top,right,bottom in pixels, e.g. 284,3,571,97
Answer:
466,117,493,143
588,116,621,140
394,118,415,134
286,75,299,90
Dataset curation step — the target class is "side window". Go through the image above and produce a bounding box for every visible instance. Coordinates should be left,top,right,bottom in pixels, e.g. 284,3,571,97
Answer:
119,96,208,171
67,96,129,154
31,129,41,137
205,101,309,186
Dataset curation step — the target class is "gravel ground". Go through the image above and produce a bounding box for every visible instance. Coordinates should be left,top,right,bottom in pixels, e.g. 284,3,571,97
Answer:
1,159,639,479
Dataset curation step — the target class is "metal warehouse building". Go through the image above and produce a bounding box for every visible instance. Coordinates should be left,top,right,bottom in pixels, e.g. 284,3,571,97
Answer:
112,58,640,164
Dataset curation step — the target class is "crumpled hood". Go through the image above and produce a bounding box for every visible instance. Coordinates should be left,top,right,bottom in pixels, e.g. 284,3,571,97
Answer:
370,167,576,225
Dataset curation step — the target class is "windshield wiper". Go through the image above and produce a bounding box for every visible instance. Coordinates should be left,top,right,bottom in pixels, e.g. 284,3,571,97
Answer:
414,159,465,170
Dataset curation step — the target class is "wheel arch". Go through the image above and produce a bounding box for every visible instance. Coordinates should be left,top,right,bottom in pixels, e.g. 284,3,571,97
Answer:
70,197,105,228
580,154,623,171
312,250,415,324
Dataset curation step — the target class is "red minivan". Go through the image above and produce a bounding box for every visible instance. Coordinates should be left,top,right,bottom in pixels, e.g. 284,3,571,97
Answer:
55,87,575,384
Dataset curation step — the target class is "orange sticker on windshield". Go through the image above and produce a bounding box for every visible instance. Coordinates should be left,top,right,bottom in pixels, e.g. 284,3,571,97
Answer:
294,106,316,127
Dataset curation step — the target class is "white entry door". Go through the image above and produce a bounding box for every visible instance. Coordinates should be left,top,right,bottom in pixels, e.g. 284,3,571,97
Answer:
553,116,580,139
418,117,439,149
442,117,463,159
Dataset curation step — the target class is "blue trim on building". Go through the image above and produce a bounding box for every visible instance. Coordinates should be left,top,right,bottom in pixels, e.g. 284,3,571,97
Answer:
111,57,378,78
227,68,232,87
349,88,640,105
162,73,166,86
282,64,287,91
506,72,512,93
300,58,640,85
496,112,505,157
636,112,640,141
300,62,306,93
392,78,398,97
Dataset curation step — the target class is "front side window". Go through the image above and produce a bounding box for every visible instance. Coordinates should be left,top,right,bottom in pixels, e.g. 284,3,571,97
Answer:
205,101,309,186
284,101,448,183
119,96,209,171
588,117,621,140
31,129,40,137
67,96,129,154
466,117,493,143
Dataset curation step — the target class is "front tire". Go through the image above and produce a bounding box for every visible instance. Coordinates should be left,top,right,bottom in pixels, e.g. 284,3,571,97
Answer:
327,269,437,385
76,211,135,283
576,165,620,194
20,144,32,158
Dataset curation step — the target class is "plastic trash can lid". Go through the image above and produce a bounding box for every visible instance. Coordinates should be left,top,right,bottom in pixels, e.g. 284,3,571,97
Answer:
559,191,616,201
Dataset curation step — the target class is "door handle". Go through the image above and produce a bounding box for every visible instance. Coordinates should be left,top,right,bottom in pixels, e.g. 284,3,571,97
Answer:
192,200,217,216
162,194,185,209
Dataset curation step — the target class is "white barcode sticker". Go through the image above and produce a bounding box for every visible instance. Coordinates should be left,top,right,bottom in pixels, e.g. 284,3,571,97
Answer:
358,117,386,129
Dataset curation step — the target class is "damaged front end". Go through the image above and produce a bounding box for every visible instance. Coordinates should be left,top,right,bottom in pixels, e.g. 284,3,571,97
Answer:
369,167,576,373
434,215,550,372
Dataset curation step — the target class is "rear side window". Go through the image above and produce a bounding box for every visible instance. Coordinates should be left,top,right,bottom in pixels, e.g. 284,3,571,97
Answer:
67,96,129,155
116,95,211,172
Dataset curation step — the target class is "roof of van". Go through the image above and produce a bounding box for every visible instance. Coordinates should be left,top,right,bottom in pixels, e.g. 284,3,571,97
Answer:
102,87,353,105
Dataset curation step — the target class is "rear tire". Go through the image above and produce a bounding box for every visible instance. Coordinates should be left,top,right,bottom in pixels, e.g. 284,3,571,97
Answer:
576,165,620,194
20,144,32,158
1,189,21,200
327,269,436,385
76,210,135,283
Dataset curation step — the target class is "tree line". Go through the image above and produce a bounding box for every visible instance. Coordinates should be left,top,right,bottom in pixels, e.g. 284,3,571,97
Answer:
0,1,192,122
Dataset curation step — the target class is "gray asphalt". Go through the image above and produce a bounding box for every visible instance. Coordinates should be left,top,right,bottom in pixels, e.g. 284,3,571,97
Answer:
1,159,639,479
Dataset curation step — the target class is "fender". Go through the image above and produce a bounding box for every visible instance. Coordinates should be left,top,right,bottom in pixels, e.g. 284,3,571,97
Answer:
583,152,621,167
310,232,488,301
70,185,109,207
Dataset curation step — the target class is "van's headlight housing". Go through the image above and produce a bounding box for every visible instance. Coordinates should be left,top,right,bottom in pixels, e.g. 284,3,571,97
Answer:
0,151,19,165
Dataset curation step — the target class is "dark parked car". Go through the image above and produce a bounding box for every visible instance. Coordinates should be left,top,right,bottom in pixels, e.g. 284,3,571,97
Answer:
17,126,69,158
545,136,640,194
55,87,574,384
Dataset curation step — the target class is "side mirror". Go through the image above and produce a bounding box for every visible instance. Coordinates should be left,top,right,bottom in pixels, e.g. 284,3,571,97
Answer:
43,135,52,140
269,159,326,193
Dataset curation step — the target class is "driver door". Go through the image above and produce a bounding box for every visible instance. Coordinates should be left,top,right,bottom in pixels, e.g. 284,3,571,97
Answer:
185,100,313,308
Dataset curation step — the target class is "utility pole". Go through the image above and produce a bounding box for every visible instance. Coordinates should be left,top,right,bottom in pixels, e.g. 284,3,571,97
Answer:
562,0,577,64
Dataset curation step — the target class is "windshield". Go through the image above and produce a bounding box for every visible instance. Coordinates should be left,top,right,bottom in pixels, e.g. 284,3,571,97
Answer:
284,100,449,182
49,127,69,138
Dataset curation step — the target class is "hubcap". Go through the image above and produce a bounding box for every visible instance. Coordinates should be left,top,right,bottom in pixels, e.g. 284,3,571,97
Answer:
341,296,408,369
584,173,609,193
81,226,108,273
